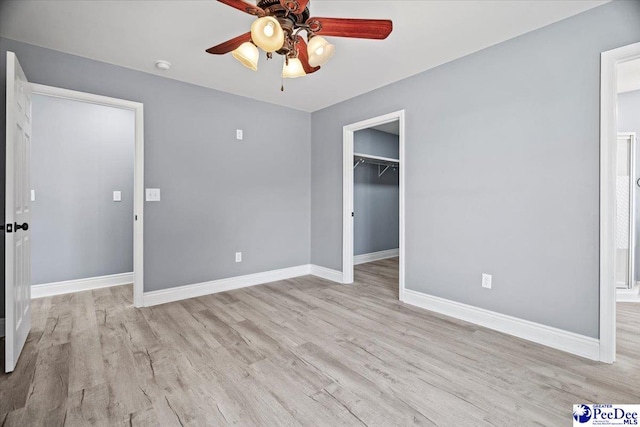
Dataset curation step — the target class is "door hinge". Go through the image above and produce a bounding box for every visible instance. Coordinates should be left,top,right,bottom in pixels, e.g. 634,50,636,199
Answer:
351,212,354,217
135,215,138,221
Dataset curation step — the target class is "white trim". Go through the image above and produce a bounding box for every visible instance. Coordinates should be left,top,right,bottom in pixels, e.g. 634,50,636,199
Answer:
600,41,640,364
343,110,406,301
354,248,399,265
310,264,344,283
402,289,600,361
31,273,133,299
30,83,145,308
617,285,640,302
343,126,354,284
617,132,637,291
0,318,4,338
144,265,312,307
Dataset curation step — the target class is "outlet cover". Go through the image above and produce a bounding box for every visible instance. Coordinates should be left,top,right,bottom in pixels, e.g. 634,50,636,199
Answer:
145,188,161,202
482,273,492,289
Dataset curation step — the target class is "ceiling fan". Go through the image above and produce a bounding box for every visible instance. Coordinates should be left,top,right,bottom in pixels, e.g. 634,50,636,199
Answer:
206,0,392,84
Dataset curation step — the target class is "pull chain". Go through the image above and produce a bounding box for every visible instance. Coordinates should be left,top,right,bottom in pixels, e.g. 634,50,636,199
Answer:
281,56,287,92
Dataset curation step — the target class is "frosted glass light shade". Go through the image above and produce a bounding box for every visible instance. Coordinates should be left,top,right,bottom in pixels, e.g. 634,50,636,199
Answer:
232,42,259,71
251,16,285,52
307,36,335,67
282,58,306,78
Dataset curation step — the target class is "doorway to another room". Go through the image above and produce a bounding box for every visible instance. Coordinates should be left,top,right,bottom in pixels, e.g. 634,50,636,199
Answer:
30,92,136,299
28,84,145,311
600,42,640,364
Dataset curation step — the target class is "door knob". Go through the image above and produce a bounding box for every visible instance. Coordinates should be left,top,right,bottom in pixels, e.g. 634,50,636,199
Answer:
14,222,28,231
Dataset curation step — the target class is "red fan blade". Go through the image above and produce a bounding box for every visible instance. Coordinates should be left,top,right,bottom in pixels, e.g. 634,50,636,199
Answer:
306,17,393,39
296,36,320,74
280,0,309,15
217,0,264,16
206,32,252,55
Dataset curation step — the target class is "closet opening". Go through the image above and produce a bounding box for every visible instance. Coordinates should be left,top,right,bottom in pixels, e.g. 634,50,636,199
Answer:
342,110,405,299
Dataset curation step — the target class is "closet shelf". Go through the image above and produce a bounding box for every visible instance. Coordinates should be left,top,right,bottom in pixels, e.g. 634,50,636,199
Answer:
353,152,400,177
353,152,400,166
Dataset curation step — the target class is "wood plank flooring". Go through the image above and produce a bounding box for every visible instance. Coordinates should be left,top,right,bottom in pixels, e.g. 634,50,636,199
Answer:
1,258,639,426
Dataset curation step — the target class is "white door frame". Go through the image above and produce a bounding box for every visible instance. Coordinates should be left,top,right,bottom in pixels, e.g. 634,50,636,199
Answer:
600,41,640,363
30,83,144,308
617,132,637,290
342,110,405,299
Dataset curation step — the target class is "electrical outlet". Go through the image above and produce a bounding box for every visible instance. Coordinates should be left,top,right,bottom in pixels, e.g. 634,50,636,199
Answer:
482,273,492,289
236,129,243,140
235,252,242,263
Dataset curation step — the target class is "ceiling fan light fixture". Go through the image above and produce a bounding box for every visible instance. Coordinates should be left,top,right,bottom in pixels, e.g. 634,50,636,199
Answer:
251,16,285,52
232,42,259,71
282,57,306,78
307,36,335,67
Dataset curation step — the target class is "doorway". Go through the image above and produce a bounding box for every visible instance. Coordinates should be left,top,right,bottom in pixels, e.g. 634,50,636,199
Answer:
600,42,640,363
342,110,405,299
30,84,145,308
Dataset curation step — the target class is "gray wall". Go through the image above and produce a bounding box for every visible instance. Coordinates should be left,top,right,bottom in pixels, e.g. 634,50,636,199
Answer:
354,128,399,159
31,95,134,285
1,37,311,317
354,129,399,255
354,164,399,256
310,0,640,339
618,89,640,281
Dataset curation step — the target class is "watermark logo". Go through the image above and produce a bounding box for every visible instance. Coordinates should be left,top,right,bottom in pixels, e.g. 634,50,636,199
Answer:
574,405,593,423
573,404,639,426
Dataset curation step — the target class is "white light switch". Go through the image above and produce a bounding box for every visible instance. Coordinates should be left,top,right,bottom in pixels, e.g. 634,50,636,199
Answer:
113,191,122,202
236,129,243,140
145,188,161,202
235,252,242,263
31,189,36,202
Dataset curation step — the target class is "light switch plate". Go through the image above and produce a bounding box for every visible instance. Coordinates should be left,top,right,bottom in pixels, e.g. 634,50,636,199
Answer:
236,129,243,140
145,188,161,202
113,191,122,202
31,189,36,202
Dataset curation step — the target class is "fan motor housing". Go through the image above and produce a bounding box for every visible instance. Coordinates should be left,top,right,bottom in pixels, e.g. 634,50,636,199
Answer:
257,0,310,23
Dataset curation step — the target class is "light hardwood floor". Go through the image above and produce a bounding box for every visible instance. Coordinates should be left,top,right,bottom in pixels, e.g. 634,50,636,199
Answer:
1,258,639,426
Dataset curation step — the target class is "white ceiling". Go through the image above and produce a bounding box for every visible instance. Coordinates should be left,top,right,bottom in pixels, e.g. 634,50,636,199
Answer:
0,0,608,112
618,59,640,93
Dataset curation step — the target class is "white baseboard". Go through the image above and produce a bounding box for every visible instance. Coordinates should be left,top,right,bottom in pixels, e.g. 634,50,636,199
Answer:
617,285,640,302
0,318,4,338
402,289,600,361
310,264,344,283
354,248,399,265
32,272,133,299
144,265,312,307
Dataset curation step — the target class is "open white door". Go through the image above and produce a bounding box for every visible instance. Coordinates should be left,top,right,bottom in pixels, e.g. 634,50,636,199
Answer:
5,51,32,373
